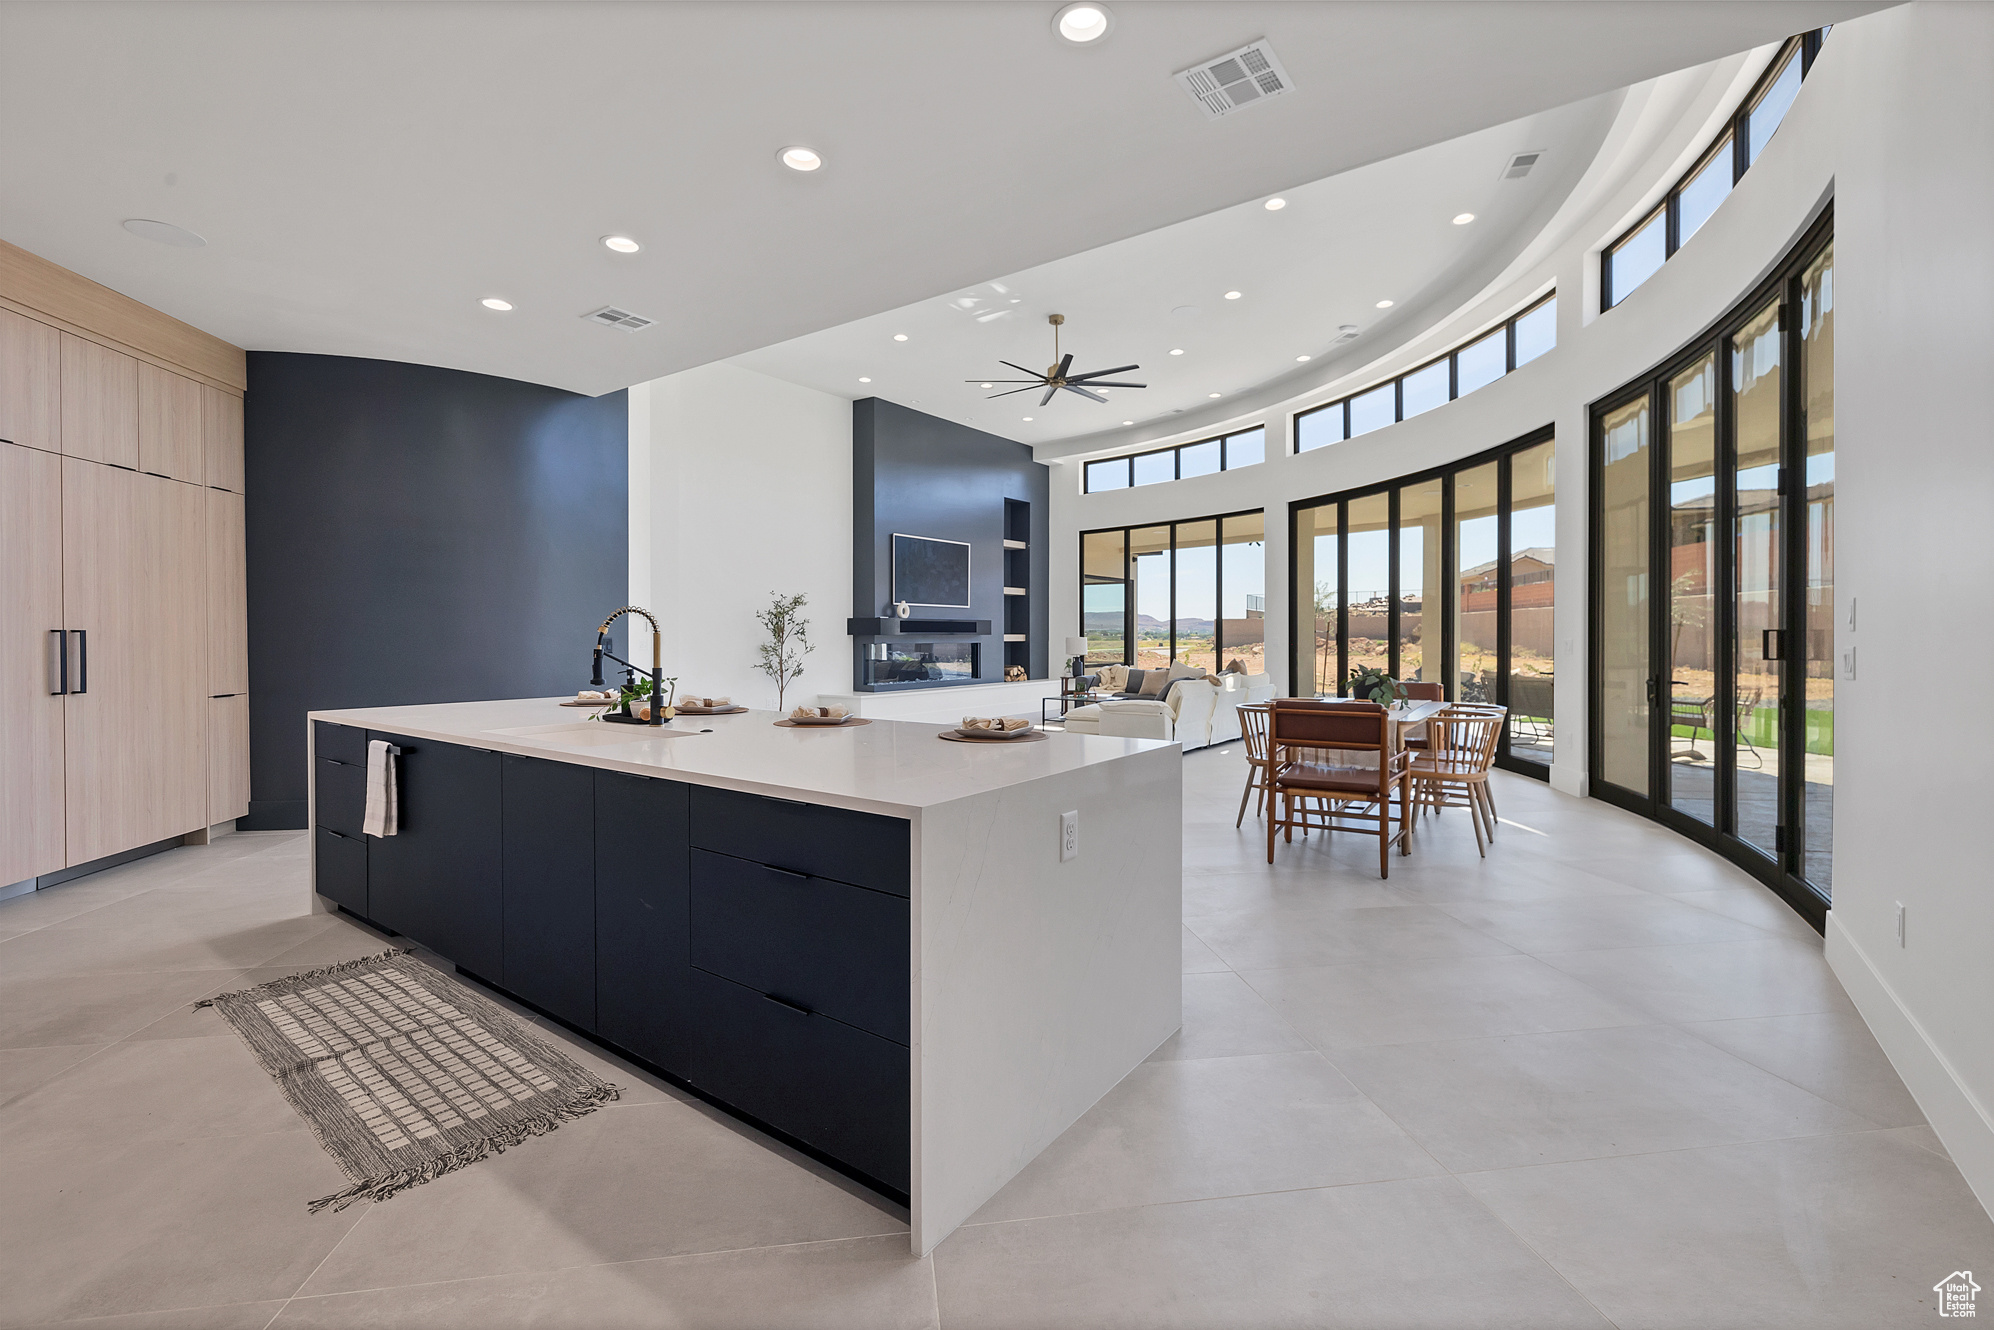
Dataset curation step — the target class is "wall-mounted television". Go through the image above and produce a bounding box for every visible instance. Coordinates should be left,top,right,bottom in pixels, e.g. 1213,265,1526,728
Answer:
891,533,972,608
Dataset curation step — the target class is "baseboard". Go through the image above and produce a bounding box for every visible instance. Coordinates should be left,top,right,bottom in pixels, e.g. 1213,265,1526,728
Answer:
1825,912,1994,1220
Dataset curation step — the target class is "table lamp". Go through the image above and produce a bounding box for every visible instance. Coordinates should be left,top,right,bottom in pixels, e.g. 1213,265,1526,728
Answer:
1064,636,1089,679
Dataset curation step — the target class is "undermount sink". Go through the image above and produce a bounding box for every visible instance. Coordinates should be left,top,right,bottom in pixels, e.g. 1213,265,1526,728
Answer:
486,721,691,747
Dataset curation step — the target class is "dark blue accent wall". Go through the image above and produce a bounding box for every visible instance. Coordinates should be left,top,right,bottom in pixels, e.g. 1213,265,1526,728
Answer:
243,353,627,829
852,399,1049,688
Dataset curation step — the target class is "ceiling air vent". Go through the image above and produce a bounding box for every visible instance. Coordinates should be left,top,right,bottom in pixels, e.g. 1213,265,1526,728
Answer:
1332,324,1360,345
1501,150,1544,180
583,305,655,331
1174,39,1294,120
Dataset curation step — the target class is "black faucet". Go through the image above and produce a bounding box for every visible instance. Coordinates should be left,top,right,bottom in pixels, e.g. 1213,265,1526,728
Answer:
592,605,668,726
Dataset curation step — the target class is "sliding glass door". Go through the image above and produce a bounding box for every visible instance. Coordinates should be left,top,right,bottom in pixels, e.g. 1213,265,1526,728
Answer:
1588,220,1833,918
1290,426,1556,778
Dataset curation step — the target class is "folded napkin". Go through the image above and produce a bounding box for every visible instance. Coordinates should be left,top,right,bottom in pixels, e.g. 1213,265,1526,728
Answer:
680,695,733,709
791,705,850,720
962,716,1030,732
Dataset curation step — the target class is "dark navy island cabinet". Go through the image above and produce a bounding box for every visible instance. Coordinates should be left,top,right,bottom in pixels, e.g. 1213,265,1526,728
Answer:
501,754,598,1031
309,725,913,1202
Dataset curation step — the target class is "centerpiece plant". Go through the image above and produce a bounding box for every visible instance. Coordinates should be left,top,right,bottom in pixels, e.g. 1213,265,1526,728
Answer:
1345,665,1405,707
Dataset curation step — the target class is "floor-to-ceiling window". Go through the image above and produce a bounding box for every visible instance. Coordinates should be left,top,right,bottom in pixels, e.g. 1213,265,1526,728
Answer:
1081,510,1266,671
1290,427,1556,778
1589,215,1833,920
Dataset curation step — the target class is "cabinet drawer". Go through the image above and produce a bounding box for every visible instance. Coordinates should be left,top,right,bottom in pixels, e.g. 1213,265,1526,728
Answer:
315,826,366,914
315,757,366,837
689,787,909,898
689,849,907,1046
314,720,368,766
686,968,909,1195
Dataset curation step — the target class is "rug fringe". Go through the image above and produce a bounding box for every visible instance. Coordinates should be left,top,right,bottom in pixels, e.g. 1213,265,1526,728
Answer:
306,1085,620,1213
194,948,414,1009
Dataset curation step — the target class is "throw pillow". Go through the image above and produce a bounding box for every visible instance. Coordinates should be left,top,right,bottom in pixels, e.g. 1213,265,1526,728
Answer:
1137,669,1170,697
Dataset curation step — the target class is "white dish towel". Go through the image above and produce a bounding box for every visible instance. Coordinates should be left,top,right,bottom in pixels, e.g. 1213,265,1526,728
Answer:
363,740,401,837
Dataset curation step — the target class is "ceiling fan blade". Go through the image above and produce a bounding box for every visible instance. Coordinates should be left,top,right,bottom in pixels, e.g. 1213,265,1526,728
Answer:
1054,353,1073,382
985,385,1043,399
1076,381,1147,389
1067,364,1141,383
968,379,1044,384
998,361,1047,379
1039,384,1059,407
1061,385,1109,404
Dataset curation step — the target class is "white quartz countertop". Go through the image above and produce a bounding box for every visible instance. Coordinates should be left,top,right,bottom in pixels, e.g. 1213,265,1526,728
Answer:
309,697,1168,817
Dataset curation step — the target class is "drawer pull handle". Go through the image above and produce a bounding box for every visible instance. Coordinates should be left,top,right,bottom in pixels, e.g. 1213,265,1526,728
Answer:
764,993,812,1016
322,828,353,841
322,758,355,767
766,865,811,881
764,796,811,809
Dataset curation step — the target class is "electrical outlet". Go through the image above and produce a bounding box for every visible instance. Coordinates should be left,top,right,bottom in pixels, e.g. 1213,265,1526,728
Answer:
1060,810,1079,862
1896,901,1906,947
1841,646,1856,681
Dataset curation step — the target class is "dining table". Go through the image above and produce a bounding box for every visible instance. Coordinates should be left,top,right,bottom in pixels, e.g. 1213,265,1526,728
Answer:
1238,697,1457,852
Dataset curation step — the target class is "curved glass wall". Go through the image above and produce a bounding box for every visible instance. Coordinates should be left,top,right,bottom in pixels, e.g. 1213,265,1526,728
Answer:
1590,217,1834,919
1291,428,1557,778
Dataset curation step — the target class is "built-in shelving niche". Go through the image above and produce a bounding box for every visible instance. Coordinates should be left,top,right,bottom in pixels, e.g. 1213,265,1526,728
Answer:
1003,499,1033,678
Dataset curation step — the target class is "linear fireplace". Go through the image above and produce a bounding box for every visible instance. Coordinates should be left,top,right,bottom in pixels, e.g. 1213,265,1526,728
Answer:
862,641,979,687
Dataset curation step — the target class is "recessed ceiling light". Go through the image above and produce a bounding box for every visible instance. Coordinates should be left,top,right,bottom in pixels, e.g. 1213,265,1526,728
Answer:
1123,419,1135,425
1264,198,1286,211
1023,416,1034,421
1224,290,1242,300
779,146,823,172
601,235,641,253
1376,299,1395,309
1169,348,1184,356
1208,392,1222,398
1296,354,1311,362
858,376,871,383
893,333,908,341
1054,2,1112,44
122,218,206,248
481,298,513,311
1452,213,1475,226
981,382,994,388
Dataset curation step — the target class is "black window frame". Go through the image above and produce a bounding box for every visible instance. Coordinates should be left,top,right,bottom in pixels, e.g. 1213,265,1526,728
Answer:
1286,423,1558,780
1078,506,1266,668
1080,425,1268,495
1603,31,1825,310
1293,291,1556,455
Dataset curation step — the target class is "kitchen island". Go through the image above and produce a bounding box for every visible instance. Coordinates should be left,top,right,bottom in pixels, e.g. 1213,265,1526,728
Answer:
306,697,1181,1255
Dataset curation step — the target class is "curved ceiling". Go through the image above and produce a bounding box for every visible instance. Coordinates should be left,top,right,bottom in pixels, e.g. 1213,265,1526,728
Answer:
732,92,1618,445
0,1,1886,398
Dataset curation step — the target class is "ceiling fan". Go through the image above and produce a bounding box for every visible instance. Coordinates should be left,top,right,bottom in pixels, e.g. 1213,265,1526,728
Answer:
969,314,1146,407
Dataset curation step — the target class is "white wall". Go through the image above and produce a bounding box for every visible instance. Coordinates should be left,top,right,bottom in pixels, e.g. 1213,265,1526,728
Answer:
628,361,851,710
1047,1,1994,1218
1821,0,1994,1223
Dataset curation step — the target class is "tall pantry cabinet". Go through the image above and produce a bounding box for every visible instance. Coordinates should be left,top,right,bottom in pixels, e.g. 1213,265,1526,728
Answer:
0,247,249,889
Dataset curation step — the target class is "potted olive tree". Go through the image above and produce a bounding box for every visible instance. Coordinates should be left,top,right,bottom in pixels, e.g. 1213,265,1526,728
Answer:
756,592,811,712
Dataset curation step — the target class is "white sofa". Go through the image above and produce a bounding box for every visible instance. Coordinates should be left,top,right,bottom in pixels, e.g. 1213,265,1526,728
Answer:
1061,668,1269,751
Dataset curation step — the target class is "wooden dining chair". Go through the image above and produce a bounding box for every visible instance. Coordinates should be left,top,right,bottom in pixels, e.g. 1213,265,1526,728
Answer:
1410,706,1506,857
1266,699,1414,878
1398,681,1446,751
1235,702,1273,828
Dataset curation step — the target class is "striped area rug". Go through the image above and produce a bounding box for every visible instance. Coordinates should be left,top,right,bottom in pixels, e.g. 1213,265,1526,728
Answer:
196,950,618,1212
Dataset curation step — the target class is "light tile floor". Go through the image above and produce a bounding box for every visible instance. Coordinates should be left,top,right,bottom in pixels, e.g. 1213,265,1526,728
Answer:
0,749,1986,1328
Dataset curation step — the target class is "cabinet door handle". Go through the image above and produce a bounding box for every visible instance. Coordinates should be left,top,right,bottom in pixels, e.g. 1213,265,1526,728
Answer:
764,796,811,809
69,630,86,694
48,630,67,695
766,865,811,881
763,993,812,1016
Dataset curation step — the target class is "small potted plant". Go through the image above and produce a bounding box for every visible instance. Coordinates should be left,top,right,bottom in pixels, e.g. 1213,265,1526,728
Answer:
1345,665,1405,707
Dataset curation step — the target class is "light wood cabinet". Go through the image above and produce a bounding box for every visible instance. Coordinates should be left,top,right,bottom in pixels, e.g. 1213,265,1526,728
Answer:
0,308,60,454
139,362,203,483
202,384,243,492
142,472,209,842
206,488,248,696
59,333,138,470
60,456,143,863
0,442,66,885
208,694,250,825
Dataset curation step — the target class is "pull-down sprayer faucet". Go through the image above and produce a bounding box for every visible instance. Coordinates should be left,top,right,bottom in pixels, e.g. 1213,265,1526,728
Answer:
592,605,668,725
